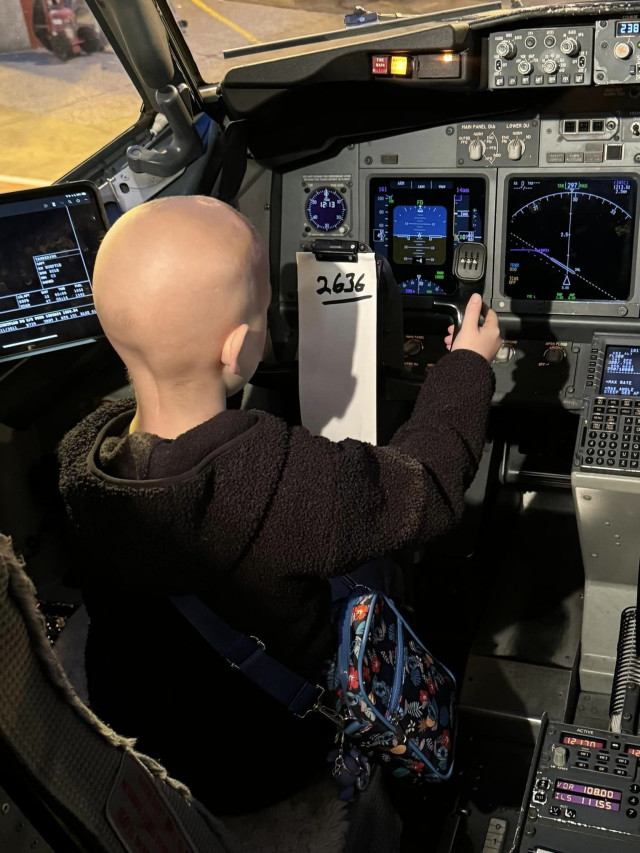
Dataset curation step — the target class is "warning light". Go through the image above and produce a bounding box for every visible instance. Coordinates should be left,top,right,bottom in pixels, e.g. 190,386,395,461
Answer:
442,53,454,63
390,55,409,76
372,55,389,75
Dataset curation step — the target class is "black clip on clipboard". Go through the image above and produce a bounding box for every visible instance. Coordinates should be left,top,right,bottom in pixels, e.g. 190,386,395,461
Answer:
309,238,372,263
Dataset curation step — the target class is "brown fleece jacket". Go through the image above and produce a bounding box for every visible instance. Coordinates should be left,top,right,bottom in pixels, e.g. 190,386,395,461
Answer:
58,349,493,678
56,348,494,812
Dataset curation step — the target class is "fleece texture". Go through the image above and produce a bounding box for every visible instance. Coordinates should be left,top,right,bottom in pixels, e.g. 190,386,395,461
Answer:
57,348,494,813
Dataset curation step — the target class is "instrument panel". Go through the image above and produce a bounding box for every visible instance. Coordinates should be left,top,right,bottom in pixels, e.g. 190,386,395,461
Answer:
271,13,640,410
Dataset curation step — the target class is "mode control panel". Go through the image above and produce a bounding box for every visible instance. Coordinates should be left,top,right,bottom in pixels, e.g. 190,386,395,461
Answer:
490,26,594,89
456,120,540,166
594,18,640,84
515,718,640,852
575,335,640,476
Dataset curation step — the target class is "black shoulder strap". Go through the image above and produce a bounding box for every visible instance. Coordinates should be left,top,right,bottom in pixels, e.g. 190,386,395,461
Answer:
169,594,319,715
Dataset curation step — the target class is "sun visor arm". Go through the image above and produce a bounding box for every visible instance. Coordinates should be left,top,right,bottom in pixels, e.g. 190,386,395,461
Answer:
106,0,203,177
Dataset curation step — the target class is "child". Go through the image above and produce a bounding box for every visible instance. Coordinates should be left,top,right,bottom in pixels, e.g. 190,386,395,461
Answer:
58,196,502,812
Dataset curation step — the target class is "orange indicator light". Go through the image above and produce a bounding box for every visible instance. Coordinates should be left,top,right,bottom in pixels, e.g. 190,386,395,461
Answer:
390,55,409,76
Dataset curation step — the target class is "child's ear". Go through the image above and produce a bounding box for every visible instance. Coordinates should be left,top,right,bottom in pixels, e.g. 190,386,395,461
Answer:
221,323,249,376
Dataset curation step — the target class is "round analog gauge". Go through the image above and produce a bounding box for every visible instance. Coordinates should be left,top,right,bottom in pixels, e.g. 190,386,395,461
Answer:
306,187,347,232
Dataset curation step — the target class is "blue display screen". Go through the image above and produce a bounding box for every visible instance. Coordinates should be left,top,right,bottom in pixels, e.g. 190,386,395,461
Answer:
616,21,640,36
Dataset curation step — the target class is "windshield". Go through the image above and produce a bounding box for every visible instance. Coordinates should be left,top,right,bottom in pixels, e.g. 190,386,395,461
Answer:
169,0,506,83
170,0,605,84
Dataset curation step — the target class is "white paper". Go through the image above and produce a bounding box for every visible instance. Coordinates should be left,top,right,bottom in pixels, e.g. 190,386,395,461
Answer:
297,251,377,444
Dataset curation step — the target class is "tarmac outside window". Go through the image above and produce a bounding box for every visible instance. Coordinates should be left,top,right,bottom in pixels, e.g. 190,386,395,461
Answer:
0,0,142,195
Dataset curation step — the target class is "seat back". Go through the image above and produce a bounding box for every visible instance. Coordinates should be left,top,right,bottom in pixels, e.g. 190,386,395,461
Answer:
0,533,239,853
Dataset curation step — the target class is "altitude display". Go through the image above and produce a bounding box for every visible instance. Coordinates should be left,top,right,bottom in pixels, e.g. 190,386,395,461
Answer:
370,177,486,295
600,345,640,396
504,177,637,302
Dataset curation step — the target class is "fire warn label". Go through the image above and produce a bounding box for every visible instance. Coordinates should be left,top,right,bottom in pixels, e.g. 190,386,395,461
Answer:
106,752,198,853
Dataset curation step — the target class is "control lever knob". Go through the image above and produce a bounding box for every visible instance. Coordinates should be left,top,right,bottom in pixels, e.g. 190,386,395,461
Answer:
560,38,580,57
507,139,525,160
468,139,485,161
553,746,569,768
494,345,514,364
542,58,559,74
518,59,533,75
497,40,517,59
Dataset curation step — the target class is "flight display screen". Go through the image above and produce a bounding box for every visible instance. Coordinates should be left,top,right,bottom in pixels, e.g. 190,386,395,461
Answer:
370,177,486,296
0,182,107,362
600,345,640,396
504,176,637,302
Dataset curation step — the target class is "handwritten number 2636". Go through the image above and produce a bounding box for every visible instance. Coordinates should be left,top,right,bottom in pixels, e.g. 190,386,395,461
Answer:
316,273,366,295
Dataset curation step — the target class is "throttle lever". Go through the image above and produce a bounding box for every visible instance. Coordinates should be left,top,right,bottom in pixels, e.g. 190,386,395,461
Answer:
449,242,488,344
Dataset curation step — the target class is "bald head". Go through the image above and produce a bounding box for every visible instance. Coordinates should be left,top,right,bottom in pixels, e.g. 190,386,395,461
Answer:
93,196,270,390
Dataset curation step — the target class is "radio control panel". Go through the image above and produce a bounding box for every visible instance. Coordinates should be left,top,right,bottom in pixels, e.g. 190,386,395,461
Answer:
515,717,640,852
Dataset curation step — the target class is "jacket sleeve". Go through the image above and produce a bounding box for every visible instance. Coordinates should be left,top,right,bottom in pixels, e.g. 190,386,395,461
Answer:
251,349,495,578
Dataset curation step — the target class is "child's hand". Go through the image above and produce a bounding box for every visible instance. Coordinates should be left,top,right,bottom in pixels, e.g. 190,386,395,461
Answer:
444,293,502,363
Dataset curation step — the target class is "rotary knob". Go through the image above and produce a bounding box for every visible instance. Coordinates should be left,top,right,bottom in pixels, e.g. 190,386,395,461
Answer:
507,139,525,160
614,41,634,60
468,139,485,161
560,37,580,57
553,746,569,768
518,59,533,75
544,347,566,364
497,40,517,59
403,339,423,356
542,58,559,74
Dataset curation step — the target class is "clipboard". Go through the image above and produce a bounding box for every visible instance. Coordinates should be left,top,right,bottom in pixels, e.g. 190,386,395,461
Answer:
297,239,378,444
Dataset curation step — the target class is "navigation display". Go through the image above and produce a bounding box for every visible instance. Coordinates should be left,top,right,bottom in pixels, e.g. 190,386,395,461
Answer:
600,345,640,396
370,177,486,296
0,182,107,362
504,176,637,302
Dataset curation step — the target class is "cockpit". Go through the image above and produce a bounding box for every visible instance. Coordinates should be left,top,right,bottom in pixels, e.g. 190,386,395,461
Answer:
4,1,640,851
